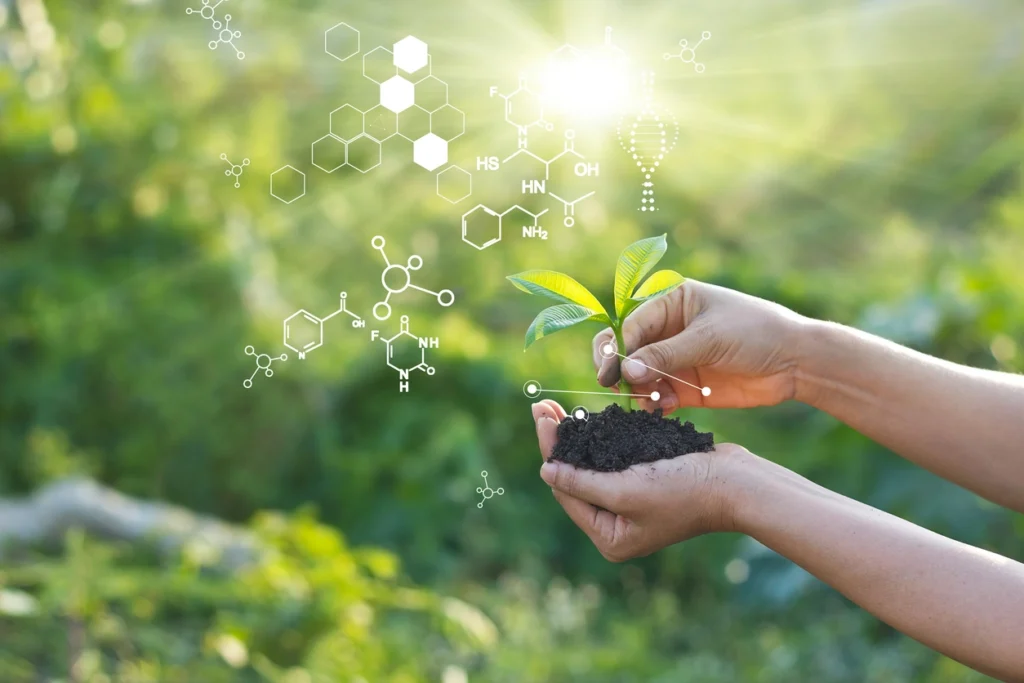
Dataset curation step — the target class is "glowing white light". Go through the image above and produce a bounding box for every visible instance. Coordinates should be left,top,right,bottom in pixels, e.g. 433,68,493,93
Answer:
539,49,630,123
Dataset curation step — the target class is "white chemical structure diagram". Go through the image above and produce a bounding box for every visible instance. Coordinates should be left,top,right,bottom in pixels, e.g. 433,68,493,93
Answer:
476,470,505,508
664,31,711,72
271,24,472,206
221,153,249,188
185,0,244,59
617,71,679,213
243,346,286,389
371,235,454,321
461,204,549,251
469,28,627,250
370,315,439,393
283,292,366,360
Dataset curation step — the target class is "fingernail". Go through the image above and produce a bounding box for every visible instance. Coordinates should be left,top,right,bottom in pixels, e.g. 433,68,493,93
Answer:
531,402,545,422
622,357,651,383
540,462,558,485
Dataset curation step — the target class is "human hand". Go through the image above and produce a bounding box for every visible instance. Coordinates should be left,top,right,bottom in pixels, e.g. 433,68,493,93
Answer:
532,400,752,562
593,279,808,414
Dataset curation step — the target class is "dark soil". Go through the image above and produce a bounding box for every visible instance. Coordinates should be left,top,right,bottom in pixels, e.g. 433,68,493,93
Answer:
551,404,715,472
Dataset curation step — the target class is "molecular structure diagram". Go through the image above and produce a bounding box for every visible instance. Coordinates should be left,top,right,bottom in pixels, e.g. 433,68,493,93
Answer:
269,24,472,207
283,292,366,360
185,0,244,60
467,28,626,251
221,153,249,188
243,346,286,389
617,71,679,212
664,31,711,72
371,235,454,321
460,204,549,251
476,470,505,508
371,315,439,393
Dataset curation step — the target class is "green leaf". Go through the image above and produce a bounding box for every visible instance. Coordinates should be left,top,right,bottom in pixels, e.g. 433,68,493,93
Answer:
620,270,686,320
507,270,609,318
613,235,667,319
524,304,601,349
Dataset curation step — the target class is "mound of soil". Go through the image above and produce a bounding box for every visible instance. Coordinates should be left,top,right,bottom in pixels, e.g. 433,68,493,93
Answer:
551,404,714,472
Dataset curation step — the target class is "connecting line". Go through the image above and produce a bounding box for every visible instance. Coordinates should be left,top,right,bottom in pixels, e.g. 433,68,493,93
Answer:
537,388,654,399
598,345,712,397
522,380,662,402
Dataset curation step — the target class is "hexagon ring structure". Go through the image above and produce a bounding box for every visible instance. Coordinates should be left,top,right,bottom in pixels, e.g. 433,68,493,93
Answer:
413,133,448,172
345,134,382,174
393,36,429,74
325,22,360,62
311,134,348,174
283,310,323,359
380,75,415,114
436,165,472,204
462,204,502,250
270,165,306,205
330,104,365,142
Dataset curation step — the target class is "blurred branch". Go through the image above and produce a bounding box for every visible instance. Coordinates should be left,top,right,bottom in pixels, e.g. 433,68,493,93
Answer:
0,478,261,570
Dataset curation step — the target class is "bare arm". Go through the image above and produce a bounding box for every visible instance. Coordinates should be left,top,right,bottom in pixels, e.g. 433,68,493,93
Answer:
796,319,1024,512
732,451,1024,682
532,401,1024,682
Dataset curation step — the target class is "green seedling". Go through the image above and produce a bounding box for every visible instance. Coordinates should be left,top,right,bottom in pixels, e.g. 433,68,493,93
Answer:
508,234,685,410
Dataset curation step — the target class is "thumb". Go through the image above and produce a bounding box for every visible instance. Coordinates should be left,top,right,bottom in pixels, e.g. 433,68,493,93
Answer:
539,461,628,512
621,327,710,384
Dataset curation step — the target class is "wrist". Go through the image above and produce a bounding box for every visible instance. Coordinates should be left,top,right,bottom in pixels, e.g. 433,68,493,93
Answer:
708,445,777,535
790,317,840,407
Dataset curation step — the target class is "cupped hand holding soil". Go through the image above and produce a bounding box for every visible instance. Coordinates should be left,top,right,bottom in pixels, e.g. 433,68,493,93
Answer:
532,400,753,562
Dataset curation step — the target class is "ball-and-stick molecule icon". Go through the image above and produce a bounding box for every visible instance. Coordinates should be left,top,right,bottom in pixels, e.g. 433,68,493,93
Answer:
476,470,505,508
244,345,287,389
221,154,250,188
664,31,712,73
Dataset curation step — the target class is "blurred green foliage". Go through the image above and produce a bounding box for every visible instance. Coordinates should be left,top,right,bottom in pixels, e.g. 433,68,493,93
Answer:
1,0,1022,680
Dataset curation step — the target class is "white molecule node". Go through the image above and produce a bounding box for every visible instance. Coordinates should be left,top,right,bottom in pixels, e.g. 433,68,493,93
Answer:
522,380,543,398
570,406,590,422
650,391,661,402
476,470,505,508
393,35,429,74
186,0,243,59
413,133,448,171
380,75,415,113
221,153,249,188
244,345,286,389
371,235,454,321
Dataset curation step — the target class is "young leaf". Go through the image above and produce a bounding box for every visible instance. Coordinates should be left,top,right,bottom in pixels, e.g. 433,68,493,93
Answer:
507,270,609,319
619,270,686,320
524,304,601,349
613,234,667,319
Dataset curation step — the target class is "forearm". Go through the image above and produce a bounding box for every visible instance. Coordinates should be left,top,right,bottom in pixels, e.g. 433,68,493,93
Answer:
794,318,1024,512
729,453,1024,682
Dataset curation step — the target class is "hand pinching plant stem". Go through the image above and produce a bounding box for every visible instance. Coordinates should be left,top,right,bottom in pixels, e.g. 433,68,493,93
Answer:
508,234,685,411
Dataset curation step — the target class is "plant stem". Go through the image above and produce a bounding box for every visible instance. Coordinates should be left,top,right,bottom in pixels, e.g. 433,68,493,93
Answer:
613,325,633,411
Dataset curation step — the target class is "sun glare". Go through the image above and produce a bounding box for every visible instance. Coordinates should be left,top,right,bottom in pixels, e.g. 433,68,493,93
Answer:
538,28,633,124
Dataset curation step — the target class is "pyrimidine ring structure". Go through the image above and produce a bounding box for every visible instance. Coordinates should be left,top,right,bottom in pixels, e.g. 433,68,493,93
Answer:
371,235,454,321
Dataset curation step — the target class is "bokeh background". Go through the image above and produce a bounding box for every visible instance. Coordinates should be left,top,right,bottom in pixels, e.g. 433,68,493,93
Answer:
2,0,1023,680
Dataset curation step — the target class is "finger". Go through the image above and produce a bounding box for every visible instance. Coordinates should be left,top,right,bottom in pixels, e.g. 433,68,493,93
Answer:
539,461,630,511
593,329,619,386
550,489,621,550
630,380,680,414
621,325,713,386
540,399,568,422
532,401,563,462
598,289,688,387
592,328,614,372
